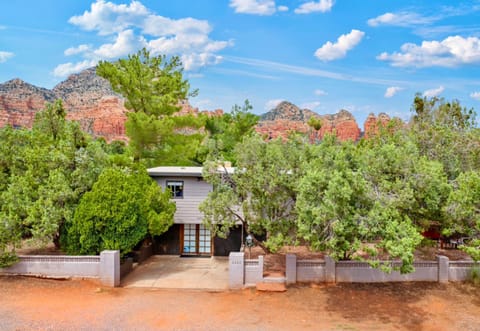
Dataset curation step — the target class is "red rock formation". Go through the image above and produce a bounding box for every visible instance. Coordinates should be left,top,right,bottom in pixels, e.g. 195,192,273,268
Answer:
1,70,398,143
363,113,392,139
257,102,361,142
66,96,128,142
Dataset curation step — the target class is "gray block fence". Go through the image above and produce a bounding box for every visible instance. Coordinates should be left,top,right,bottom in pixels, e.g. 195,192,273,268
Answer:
229,252,476,288
0,250,121,287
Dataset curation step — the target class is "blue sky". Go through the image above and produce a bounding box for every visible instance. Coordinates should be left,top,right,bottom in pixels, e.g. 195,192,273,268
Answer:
2,0,480,124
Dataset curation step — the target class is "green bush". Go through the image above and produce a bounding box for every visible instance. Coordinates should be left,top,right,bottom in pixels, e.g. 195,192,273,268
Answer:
63,166,175,256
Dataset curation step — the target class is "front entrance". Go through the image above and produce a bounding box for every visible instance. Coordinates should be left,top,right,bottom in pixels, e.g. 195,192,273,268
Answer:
182,224,211,256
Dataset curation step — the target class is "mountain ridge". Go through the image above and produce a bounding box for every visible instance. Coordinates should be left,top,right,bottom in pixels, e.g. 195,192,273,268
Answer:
0,68,391,141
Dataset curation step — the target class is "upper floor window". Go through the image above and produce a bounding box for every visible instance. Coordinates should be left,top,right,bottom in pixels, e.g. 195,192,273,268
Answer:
167,180,184,198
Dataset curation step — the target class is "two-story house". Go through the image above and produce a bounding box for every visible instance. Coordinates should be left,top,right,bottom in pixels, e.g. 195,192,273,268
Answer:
148,166,242,257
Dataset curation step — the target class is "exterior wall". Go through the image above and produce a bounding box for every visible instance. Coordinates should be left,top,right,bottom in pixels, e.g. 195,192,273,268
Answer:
214,225,243,256
335,261,438,283
1,255,100,278
153,177,212,224
297,260,326,283
229,254,475,289
0,250,121,287
448,261,476,281
154,224,181,255
244,256,264,286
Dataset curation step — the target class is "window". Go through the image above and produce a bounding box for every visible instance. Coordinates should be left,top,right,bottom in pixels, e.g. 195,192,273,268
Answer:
167,180,184,198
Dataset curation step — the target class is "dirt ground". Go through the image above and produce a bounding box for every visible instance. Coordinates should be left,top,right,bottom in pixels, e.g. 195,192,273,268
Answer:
0,276,479,331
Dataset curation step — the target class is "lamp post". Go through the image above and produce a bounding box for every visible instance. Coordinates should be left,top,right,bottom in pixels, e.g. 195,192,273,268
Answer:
245,234,253,259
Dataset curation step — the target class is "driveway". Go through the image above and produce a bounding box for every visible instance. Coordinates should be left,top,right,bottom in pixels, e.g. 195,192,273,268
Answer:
121,255,229,290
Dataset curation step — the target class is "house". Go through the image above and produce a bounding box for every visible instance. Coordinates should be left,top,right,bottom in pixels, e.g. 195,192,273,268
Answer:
148,166,243,256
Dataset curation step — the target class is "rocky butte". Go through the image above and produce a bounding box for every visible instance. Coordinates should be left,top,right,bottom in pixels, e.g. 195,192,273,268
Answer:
257,101,365,141
0,68,392,141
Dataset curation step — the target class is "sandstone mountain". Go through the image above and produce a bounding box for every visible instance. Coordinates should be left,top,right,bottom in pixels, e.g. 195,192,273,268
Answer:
0,68,128,141
0,68,392,142
257,101,363,141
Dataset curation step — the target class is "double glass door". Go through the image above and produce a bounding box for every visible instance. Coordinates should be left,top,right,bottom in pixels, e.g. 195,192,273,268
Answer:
183,224,211,255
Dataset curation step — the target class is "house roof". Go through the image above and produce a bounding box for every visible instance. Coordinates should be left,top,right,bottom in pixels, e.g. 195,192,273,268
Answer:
147,166,235,177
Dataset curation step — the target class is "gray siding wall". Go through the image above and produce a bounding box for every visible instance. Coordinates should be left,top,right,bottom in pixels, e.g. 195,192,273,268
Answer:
154,177,212,224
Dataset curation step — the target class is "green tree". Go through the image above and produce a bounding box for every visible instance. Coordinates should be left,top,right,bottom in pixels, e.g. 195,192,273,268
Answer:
200,135,304,253
0,101,109,266
307,116,322,143
410,94,479,179
97,48,205,166
296,136,422,273
198,100,259,164
444,171,480,261
65,166,175,256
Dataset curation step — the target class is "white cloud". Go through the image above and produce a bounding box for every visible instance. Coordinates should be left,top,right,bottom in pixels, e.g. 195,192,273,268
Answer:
181,53,223,71
55,0,230,77
68,0,149,36
470,91,480,101
229,0,276,15
377,35,480,68
314,89,327,96
368,12,437,27
265,99,284,110
314,29,365,61
64,44,91,56
277,5,289,12
423,86,444,98
142,15,211,37
94,29,146,59
300,101,321,110
53,59,98,77
384,86,403,98
0,51,14,63
295,0,334,14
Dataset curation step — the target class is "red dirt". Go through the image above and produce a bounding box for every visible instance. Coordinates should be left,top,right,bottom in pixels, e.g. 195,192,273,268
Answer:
0,276,479,330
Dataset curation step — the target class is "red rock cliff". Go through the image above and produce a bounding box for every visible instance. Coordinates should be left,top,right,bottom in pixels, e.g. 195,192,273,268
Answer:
257,101,361,141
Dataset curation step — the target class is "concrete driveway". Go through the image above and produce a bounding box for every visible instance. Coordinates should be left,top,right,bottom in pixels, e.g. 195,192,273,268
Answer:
121,255,229,290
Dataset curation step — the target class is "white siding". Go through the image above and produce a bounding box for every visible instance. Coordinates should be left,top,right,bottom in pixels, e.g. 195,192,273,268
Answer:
154,177,212,224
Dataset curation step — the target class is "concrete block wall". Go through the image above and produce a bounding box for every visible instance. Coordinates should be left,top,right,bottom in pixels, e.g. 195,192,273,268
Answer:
229,252,245,289
0,255,100,278
0,250,121,287
335,260,439,282
229,253,475,288
448,261,476,281
244,256,264,286
296,259,326,283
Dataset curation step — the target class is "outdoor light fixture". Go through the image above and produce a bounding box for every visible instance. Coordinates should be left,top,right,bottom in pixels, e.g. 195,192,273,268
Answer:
246,234,254,258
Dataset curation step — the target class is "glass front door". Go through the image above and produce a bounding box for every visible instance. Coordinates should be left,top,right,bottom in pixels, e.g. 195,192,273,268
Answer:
183,224,211,255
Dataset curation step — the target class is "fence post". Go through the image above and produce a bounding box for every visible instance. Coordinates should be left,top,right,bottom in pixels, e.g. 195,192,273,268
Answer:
229,252,245,289
286,254,297,285
437,255,449,283
100,250,120,287
325,256,336,283
258,255,264,282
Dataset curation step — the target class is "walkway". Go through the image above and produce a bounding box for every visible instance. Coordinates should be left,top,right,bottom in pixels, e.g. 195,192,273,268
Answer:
121,255,229,290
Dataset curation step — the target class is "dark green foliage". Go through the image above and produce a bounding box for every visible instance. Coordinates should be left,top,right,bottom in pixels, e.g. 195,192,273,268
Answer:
0,100,110,265
201,135,306,253
97,48,195,116
65,166,175,256
97,48,205,166
197,100,259,165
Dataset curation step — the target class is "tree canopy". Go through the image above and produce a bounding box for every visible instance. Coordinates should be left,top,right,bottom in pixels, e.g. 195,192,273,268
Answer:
64,165,175,256
97,48,205,167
